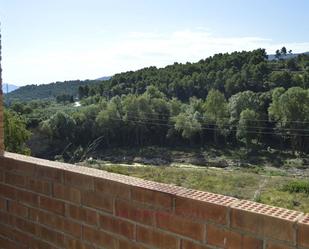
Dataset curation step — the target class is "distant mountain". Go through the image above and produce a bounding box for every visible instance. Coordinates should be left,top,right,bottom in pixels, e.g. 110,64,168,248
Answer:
2,84,19,94
96,76,112,81
268,51,309,61
4,80,102,104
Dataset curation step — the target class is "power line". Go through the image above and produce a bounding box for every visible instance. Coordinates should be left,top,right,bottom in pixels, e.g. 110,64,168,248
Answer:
123,111,309,124
110,114,309,132
108,117,309,137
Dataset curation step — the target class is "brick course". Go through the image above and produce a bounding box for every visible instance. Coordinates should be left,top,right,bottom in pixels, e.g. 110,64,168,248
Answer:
0,152,308,249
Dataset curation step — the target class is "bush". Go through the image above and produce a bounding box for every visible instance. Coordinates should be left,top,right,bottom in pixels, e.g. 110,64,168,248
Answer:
283,181,309,194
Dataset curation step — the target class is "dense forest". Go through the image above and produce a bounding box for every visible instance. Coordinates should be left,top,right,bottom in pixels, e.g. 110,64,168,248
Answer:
5,48,309,161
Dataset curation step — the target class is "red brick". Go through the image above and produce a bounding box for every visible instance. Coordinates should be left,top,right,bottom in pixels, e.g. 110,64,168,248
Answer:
266,242,294,249
95,178,130,199
29,238,59,249
182,240,211,249
0,183,17,199
27,178,51,195
206,224,241,248
132,187,173,210
2,158,35,176
67,204,98,226
99,213,135,239
0,237,26,249
29,208,82,238
136,226,179,249
17,189,39,206
0,197,6,210
39,226,65,247
5,172,26,187
205,224,262,249
82,191,113,212
115,199,155,226
242,235,263,249
14,216,37,235
8,200,28,218
0,223,33,246
175,197,228,224
36,167,63,182
156,212,205,241
64,237,94,249
53,183,81,204
298,218,309,248
0,170,3,182
65,172,94,190
83,225,117,248
231,208,296,243
40,196,65,215
118,239,148,249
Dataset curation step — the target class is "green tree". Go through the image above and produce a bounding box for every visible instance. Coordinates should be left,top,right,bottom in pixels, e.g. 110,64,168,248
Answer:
236,109,259,149
4,110,31,155
204,90,229,143
268,87,309,153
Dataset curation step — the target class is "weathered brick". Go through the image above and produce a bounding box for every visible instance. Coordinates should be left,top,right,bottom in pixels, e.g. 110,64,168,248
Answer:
231,208,296,243
36,167,63,182
156,212,205,241
298,217,309,248
118,239,148,249
0,236,26,249
5,172,26,187
206,224,241,248
17,189,39,206
82,191,113,212
99,213,135,239
53,183,81,204
95,178,130,199
182,240,211,249
64,237,94,249
175,197,228,224
242,235,263,249
136,226,179,249
83,225,117,248
8,200,28,218
67,204,98,226
39,196,65,215
0,197,6,210
0,223,33,246
27,178,51,195
38,226,65,247
266,242,294,249
65,172,94,190
0,183,17,200
29,208,82,238
132,187,173,210
14,216,37,235
115,199,155,226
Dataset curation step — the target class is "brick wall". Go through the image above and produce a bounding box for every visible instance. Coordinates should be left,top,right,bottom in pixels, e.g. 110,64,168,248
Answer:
0,152,308,249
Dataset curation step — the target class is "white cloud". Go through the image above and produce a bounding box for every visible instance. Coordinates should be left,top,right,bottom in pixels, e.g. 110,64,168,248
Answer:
4,29,309,85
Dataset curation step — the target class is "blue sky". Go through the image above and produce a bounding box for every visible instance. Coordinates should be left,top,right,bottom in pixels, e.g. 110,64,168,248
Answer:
1,0,309,85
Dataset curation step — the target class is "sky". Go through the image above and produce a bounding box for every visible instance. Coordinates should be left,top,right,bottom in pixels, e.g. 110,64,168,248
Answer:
1,0,309,86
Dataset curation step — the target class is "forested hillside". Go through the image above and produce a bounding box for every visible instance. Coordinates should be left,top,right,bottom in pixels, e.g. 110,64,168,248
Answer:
4,79,103,104
5,48,309,161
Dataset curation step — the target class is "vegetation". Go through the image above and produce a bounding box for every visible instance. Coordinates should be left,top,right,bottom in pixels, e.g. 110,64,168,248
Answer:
4,80,103,104
4,48,309,159
4,110,31,155
3,47,309,212
83,162,309,213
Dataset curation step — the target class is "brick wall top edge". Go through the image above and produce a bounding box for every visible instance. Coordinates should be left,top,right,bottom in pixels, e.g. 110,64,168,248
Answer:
1,152,305,219
232,199,303,222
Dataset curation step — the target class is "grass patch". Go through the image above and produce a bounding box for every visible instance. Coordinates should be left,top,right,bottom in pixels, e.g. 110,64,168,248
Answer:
282,180,309,194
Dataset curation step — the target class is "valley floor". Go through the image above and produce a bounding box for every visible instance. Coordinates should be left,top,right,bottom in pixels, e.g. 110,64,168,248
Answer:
81,161,309,212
